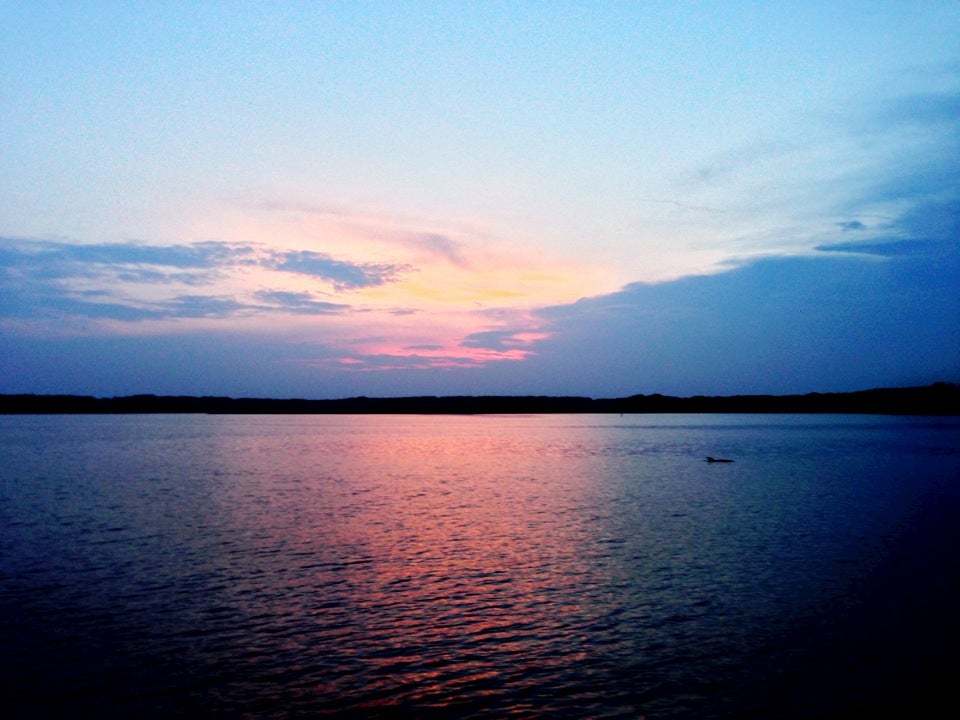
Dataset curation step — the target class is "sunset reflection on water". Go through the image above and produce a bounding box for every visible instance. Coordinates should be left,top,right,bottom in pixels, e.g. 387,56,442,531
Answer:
203,415,630,711
4,413,959,718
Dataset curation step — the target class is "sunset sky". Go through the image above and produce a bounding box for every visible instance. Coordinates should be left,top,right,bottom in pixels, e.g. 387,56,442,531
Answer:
2,2,958,398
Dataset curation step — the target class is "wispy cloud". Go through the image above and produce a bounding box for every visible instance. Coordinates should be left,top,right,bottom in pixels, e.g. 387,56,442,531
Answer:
518,156,960,396
0,287,249,323
837,221,866,232
876,89,960,127
815,239,929,257
653,81,960,279
0,238,413,323
0,233,570,376
249,200,473,268
0,239,251,283
317,352,488,372
266,250,412,290
460,329,546,355
253,290,350,315
396,232,470,268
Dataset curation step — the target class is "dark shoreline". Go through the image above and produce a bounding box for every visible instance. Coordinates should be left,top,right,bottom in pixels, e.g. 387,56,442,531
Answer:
1,383,957,415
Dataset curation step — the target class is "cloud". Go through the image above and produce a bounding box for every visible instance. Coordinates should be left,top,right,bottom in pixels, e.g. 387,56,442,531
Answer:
165,295,253,319
318,353,486,372
877,90,960,128
253,290,350,315
460,329,539,353
250,200,472,268
0,239,254,276
521,256,959,396
267,250,413,290
0,239,257,310
0,294,164,322
0,237,409,324
0,330,357,398
0,290,248,323
3,72,956,398
399,232,470,268
0,238,414,293
837,220,866,232
636,198,726,215
657,80,960,282
515,179,960,396
815,239,929,257
1,230,596,380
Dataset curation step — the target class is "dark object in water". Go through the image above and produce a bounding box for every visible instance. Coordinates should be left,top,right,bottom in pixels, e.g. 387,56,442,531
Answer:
706,456,734,463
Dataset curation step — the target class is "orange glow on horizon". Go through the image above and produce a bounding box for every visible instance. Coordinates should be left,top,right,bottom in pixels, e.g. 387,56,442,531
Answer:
31,201,614,372
143,202,615,370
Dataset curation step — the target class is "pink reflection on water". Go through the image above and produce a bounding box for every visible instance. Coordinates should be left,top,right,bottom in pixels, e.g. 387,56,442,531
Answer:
205,415,621,708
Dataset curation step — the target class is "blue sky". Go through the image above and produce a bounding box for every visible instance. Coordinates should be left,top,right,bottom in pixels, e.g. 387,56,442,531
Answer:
1,1,958,398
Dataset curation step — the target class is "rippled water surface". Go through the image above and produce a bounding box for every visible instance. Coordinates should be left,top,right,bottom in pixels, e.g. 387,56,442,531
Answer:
2,413,959,718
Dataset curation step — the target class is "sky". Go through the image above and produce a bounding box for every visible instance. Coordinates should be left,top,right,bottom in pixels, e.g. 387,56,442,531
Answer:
1,1,958,399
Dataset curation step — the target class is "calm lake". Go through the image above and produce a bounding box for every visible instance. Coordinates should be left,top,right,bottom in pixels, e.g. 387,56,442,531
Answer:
2,413,959,718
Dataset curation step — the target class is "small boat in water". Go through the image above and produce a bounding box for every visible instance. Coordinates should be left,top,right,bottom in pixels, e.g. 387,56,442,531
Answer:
706,456,734,463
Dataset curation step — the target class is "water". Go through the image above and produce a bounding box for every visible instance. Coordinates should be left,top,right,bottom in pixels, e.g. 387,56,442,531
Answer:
1,413,958,718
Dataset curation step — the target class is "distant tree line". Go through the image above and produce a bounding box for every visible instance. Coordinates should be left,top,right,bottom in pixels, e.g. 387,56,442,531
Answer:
1,383,957,415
